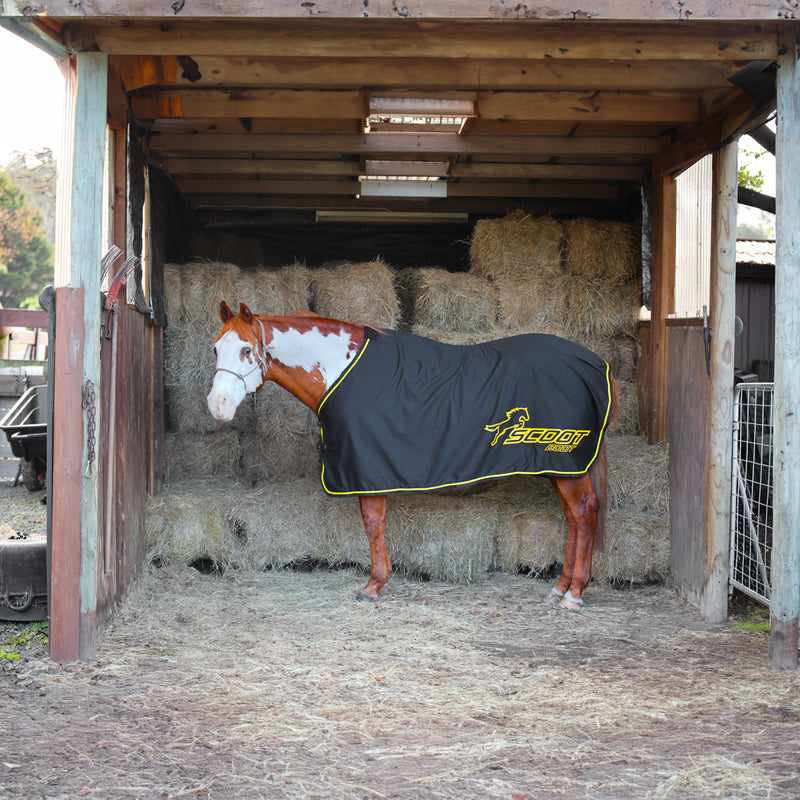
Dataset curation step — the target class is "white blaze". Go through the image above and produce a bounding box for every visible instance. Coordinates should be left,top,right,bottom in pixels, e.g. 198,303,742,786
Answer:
207,325,354,422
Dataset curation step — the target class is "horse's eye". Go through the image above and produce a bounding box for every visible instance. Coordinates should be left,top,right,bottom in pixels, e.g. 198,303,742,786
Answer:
242,347,252,357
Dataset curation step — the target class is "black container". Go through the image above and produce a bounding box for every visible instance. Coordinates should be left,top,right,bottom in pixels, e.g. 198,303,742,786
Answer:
0,537,47,622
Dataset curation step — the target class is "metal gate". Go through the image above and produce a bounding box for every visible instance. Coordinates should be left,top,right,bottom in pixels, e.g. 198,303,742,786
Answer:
729,382,774,605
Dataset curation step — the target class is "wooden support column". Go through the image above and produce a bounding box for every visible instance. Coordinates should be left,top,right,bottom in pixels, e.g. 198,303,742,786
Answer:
770,32,800,671
701,143,737,624
50,51,109,662
647,170,676,443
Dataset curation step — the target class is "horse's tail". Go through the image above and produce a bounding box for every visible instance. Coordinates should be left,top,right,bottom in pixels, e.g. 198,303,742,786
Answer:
590,375,616,554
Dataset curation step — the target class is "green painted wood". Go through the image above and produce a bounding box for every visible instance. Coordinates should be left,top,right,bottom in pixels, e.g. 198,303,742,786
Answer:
770,34,800,671
66,51,108,661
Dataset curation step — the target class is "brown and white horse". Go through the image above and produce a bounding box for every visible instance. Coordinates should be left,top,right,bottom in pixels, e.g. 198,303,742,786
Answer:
207,302,616,610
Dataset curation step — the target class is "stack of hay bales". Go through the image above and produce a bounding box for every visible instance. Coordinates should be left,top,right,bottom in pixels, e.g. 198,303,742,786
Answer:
310,257,400,328
469,212,641,436
150,215,669,588
162,260,316,486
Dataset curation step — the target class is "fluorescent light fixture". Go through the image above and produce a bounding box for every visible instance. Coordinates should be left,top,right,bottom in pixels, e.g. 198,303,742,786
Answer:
364,159,450,178
359,179,447,198
365,96,476,134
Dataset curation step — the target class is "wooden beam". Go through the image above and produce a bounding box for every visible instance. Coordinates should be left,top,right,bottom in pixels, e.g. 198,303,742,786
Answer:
180,178,618,199
13,3,784,21
112,55,749,92
150,132,659,157
130,88,699,124
770,31,800,671
6,1,793,19
0,308,48,328
161,156,643,181
702,143,737,625
62,20,780,60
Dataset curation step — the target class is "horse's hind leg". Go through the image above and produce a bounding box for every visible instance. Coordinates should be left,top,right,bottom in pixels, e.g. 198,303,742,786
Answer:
548,475,599,610
357,495,391,601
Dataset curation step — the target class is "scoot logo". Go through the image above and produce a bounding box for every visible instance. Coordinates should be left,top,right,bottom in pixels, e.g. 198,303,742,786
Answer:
484,407,590,452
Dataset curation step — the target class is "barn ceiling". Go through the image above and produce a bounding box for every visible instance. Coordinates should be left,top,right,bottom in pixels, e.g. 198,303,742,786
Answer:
11,16,783,223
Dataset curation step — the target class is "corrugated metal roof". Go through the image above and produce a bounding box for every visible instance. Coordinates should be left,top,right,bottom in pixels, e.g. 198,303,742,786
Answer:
736,239,774,265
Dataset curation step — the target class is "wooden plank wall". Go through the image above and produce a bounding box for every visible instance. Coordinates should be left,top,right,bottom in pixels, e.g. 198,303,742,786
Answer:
665,320,709,609
95,303,157,627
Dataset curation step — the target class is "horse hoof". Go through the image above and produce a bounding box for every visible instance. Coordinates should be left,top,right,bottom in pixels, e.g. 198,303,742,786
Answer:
356,590,380,602
544,588,564,606
559,590,584,611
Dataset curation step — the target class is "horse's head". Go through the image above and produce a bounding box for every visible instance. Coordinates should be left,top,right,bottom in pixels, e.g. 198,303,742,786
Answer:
207,301,266,421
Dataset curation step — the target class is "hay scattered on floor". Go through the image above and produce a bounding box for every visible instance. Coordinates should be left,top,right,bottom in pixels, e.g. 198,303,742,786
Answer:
311,258,400,328
400,268,497,333
469,212,564,279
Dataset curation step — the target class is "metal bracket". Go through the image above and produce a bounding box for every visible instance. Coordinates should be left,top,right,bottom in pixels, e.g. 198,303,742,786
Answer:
703,304,713,379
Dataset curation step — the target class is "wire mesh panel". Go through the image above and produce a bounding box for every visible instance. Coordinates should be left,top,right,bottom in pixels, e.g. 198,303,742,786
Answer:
730,382,774,605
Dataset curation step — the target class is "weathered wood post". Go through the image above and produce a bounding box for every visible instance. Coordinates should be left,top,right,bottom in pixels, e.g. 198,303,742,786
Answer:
701,143,737,624
770,33,800,671
50,51,108,662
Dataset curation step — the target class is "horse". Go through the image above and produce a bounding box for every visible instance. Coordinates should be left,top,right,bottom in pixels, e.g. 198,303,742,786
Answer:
207,302,617,610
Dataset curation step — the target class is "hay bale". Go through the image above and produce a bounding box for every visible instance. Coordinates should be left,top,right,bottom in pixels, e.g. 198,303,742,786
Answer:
228,479,332,569
481,476,566,573
469,212,564,279
494,275,568,335
401,268,497,333
592,507,670,584
163,263,185,324
608,379,639,436
239,384,320,485
564,218,639,282
164,430,242,482
564,277,641,339
575,334,638,382
385,494,499,582
606,436,669,513
408,326,501,346
181,260,250,329
251,262,311,316
310,258,400,328
146,483,235,567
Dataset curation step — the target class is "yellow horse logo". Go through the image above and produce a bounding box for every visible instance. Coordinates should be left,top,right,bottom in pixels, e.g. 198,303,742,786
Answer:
484,407,530,446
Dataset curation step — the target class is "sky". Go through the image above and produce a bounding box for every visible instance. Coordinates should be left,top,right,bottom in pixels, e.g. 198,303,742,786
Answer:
0,26,65,165
0,24,776,232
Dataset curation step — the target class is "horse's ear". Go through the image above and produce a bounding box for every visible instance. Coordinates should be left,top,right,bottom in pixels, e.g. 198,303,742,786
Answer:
220,301,234,323
239,303,254,323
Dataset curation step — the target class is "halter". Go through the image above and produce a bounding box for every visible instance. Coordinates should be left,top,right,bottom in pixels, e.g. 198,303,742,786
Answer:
213,317,269,393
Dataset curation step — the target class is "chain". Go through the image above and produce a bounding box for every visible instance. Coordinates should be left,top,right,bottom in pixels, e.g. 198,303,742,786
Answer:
82,380,97,477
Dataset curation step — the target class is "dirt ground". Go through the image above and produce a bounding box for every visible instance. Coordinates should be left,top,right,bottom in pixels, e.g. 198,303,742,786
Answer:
1,561,799,800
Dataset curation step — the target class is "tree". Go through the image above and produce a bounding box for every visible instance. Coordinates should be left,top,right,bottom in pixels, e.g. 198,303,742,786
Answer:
0,171,53,308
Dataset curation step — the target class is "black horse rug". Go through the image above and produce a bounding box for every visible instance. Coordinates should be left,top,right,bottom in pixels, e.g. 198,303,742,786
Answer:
316,328,614,495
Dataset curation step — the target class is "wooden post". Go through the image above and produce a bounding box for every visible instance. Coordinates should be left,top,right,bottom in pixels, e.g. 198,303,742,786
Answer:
770,33,800,670
50,51,108,662
647,170,676,443
701,143,737,624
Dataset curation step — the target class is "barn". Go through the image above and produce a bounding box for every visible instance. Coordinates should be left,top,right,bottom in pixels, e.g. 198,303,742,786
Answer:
1,2,797,671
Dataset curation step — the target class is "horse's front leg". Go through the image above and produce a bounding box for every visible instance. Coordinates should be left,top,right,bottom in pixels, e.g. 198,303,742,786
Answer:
547,475,599,610
357,495,391,601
